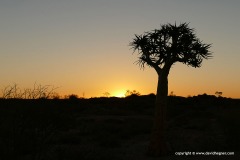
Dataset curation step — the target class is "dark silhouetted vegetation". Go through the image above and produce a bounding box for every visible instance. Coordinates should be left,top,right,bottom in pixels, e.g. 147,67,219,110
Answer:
130,22,212,156
0,94,240,160
125,90,141,97
1,83,59,99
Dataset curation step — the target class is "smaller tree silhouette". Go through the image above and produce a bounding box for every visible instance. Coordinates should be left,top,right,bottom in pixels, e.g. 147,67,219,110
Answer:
125,90,141,97
103,92,111,97
215,91,223,97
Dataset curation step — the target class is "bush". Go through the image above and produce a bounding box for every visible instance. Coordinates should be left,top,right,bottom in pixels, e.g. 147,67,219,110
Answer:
1,83,59,99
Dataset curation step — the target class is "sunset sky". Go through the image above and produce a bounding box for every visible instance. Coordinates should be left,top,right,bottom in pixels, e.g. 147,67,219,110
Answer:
1,0,240,98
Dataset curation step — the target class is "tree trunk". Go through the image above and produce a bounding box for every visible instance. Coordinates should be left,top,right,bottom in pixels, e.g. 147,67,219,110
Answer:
147,73,170,156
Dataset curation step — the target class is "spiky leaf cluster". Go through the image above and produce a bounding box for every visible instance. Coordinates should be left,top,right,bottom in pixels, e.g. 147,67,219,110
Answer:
130,23,212,69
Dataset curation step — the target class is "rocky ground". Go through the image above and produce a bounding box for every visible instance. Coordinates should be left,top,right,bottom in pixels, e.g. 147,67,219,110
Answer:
0,96,240,160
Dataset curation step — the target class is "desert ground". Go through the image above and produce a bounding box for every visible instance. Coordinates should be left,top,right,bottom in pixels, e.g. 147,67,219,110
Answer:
1,95,240,160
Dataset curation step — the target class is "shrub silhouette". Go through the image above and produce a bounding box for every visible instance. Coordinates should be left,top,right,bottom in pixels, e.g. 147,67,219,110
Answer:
125,90,141,97
67,94,79,100
1,83,59,99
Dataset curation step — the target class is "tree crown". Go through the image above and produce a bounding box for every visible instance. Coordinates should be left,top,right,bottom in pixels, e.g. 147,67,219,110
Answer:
130,23,212,73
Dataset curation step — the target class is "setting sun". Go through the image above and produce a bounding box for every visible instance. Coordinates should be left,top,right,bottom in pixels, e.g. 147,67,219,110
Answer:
113,90,126,98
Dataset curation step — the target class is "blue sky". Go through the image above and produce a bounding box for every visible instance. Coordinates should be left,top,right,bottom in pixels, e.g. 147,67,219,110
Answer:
1,0,240,98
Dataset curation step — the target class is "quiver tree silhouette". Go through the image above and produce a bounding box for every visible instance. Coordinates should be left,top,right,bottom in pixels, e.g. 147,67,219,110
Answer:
130,23,212,156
